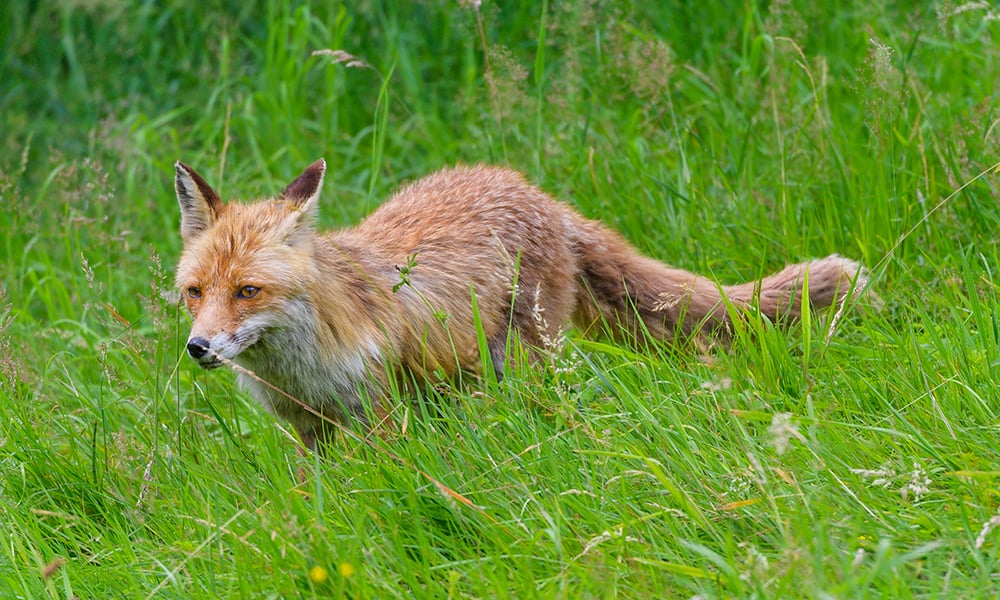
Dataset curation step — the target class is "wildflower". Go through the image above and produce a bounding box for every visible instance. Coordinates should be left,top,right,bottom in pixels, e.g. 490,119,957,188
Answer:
308,565,328,584
899,462,930,502
850,462,932,503
975,515,1000,550
768,412,802,455
338,562,355,577
851,547,866,568
849,466,895,488
699,377,732,392
738,542,769,582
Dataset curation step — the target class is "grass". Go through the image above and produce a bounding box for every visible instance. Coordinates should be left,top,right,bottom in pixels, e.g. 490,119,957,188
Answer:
2,0,1000,597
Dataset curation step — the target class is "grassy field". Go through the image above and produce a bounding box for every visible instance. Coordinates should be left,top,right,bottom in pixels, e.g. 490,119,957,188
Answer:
2,0,1000,597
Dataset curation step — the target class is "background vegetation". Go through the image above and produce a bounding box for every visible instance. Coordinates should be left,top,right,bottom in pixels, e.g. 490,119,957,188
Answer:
2,0,999,597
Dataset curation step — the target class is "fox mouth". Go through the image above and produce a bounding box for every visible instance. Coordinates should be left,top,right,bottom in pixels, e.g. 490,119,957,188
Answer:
195,358,224,370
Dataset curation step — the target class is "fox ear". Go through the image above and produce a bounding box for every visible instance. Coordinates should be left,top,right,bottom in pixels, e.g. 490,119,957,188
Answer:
279,159,326,246
175,161,223,242
280,159,326,213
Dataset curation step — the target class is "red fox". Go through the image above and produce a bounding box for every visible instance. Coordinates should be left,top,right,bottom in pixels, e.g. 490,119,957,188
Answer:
175,159,864,451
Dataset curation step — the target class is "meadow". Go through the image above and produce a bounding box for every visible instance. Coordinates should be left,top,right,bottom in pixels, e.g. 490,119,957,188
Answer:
2,0,999,597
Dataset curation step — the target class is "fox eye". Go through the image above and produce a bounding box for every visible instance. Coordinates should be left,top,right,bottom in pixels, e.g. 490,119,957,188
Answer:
187,286,202,299
236,285,260,299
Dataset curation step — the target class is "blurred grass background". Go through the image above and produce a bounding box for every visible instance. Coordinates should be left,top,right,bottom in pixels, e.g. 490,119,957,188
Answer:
2,0,1000,597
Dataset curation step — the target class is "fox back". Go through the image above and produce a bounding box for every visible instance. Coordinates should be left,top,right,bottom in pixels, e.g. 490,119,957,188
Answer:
175,160,865,450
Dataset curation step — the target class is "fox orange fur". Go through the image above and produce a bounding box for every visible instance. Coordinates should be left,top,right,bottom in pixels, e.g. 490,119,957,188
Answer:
175,159,864,451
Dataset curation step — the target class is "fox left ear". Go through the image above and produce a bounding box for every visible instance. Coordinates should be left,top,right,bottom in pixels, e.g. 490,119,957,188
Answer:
175,161,223,242
280,159,326,213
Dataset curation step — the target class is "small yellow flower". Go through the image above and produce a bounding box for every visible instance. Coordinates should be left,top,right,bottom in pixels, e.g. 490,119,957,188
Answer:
338,562,355,577
308,565,329,584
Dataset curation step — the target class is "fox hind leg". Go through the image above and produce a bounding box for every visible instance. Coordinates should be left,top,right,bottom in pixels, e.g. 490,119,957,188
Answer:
487,333,507,382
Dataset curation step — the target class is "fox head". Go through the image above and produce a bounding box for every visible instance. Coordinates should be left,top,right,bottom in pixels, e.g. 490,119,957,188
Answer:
174,159,327,369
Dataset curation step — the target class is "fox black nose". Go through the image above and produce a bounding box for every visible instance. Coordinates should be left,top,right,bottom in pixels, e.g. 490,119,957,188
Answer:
186,337,210,359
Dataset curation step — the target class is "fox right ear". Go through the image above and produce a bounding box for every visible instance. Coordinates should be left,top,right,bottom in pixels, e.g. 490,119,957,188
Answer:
280,159,326,210
175,161,223,241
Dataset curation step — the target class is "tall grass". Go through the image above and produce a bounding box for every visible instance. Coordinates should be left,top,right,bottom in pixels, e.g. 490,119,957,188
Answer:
2,0,1000,597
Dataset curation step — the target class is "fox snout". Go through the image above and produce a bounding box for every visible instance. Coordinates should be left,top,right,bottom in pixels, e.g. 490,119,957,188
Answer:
187,336,210,358
186,336,223,369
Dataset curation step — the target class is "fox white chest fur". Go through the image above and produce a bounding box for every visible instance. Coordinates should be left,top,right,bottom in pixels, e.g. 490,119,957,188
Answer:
232,297,380,434
174,159,865,452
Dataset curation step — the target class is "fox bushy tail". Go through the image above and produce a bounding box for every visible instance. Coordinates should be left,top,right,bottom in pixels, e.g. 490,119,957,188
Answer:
570,219,865,345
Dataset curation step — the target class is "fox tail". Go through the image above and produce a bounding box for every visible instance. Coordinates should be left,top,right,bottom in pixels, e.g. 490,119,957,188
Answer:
570,219,866,345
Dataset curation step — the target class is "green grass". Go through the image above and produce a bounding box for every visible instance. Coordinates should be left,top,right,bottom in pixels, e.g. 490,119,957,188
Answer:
2,0,1000,597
